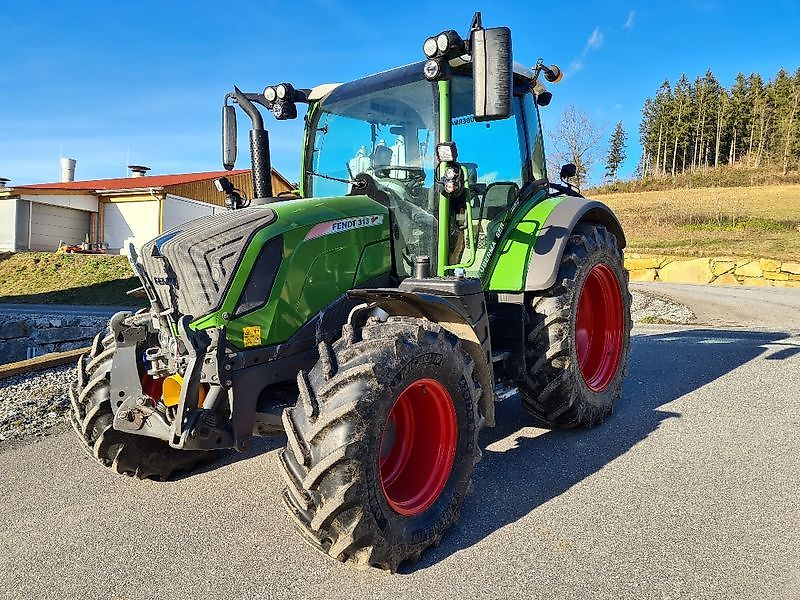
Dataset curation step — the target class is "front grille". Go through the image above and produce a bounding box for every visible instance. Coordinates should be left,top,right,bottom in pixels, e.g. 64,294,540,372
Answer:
140,207,277,319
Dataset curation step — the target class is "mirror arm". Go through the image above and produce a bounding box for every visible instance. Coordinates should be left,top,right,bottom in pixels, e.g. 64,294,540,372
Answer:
232,87,264,130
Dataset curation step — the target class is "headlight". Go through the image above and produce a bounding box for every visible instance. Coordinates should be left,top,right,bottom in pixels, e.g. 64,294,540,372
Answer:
423,36,438,58
437,32,450,53
276,83,288,99
423,59,441,81
436,142,458,162
264,86,277,103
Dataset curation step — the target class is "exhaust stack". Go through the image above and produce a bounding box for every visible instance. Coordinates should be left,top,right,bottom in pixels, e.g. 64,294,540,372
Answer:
128,165,150,178
60,158,77,182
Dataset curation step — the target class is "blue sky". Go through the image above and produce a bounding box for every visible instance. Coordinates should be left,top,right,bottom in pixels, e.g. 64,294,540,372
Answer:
1,0,798,185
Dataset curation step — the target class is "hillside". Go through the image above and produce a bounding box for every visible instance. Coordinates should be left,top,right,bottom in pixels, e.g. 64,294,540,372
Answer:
0,253,143,306
594,183,800,261
586,166,800,196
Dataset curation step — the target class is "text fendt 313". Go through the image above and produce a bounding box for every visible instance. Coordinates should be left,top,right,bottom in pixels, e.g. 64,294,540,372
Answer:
70,13,632,571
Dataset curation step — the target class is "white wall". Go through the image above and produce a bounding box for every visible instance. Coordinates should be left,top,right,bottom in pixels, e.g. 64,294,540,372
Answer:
104,200,160,253
161,194,217,231
0,199,17,251
22,193,97,212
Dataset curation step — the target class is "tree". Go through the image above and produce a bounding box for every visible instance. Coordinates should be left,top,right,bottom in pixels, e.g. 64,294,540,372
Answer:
727,73,750,165
772,67,800,175
604,121,627,181
548,105,604,188
636,66,800,177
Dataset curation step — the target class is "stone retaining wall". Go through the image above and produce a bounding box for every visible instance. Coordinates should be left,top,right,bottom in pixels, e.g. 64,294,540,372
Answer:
626,253,800,288
0,314,106,363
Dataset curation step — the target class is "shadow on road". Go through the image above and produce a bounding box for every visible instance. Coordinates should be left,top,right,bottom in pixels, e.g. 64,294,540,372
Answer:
405,328,792,572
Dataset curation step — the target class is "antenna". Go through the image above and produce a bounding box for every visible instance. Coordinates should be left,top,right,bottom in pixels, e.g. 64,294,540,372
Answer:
470,11,482,32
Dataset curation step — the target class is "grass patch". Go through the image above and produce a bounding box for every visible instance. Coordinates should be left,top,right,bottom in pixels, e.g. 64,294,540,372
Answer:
678,216,797,232
0,252,145,306
594,183,800,261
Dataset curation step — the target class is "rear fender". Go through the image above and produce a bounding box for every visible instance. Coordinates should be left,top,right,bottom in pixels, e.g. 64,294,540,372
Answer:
525,197,626,291
348,289,496,428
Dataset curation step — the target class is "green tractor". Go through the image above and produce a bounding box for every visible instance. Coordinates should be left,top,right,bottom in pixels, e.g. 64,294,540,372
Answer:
69,13,631,571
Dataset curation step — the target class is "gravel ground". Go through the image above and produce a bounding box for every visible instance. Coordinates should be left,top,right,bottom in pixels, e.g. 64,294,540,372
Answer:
630,288,695,324
0,365,75,442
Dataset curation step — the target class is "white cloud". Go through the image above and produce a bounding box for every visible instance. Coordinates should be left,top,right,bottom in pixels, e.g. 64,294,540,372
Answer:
587,27,604,50
624,10,636,31
567,27,603,76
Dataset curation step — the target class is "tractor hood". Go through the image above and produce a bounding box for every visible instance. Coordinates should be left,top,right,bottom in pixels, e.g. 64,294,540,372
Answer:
140,207,278,320
135,195,391,348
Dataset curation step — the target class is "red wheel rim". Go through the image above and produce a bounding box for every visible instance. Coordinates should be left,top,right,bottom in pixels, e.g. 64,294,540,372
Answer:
379,378,457,516
575,263,624,392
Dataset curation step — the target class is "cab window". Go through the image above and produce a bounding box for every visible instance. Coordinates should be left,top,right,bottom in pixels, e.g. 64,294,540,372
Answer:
522,92,547,181
450,75,527,188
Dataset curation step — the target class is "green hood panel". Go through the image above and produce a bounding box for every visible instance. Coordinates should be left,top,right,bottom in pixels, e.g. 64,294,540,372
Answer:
191,195,390,348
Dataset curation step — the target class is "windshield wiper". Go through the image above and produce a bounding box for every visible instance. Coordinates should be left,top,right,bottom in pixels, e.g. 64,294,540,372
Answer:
306,170,353,185
306,170,369,192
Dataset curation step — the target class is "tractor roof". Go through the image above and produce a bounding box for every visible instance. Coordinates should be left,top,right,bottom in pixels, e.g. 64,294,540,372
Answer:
308,60,536,103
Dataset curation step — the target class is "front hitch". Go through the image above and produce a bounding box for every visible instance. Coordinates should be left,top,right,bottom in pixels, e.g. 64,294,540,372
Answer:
108,311,234,451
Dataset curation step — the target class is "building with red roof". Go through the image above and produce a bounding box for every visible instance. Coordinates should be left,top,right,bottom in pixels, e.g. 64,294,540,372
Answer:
0,164,292,253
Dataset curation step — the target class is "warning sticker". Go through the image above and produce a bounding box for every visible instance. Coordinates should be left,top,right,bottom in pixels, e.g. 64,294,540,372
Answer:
243,326,261,348
304,214,384,241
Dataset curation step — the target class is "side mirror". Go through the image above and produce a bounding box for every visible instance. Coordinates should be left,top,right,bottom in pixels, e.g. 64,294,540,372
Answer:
222,105,237,170
543,64,562,83
560,163,577,180
471,26,513,122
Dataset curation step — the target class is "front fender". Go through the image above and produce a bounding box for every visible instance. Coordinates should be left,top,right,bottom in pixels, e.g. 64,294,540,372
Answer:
348,287,496,428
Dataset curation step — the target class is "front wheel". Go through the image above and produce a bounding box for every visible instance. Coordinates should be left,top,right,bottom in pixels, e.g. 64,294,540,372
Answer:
278,316,482,571
519,223,632,428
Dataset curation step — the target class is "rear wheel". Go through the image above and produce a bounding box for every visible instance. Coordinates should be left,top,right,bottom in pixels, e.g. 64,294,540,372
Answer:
69,319,213,481
519,223,632,427
278,316,482,571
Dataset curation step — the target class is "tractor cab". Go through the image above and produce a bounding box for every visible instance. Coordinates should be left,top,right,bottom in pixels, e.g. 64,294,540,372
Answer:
303,63,549,279
219,17,560,283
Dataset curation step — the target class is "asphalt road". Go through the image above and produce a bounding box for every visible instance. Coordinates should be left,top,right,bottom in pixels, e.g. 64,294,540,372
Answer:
1,285,799,599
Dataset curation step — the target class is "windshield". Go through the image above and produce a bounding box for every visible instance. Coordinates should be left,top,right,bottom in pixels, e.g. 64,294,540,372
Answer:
307,72,439,277
307,77,437,196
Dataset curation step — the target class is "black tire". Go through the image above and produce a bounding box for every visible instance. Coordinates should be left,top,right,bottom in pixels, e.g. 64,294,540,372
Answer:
278,316,482,571
519,223,632,428
68,324,213,481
